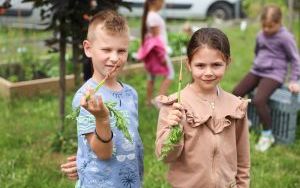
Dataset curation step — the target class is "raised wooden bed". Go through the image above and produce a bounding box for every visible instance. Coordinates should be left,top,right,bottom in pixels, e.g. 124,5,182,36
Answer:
0,75,75,98
0,56,184,99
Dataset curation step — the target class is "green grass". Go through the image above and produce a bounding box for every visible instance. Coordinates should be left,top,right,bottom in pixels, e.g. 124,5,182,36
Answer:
1,22,300,188
0,27,52,64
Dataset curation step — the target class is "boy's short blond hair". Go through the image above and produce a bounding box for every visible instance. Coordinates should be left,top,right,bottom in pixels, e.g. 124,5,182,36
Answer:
87,10,129,41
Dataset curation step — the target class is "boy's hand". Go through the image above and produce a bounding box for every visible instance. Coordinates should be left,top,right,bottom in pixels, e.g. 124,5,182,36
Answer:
61,155,78,181
81,89,110,120
288,81,300,93
166,102,184,127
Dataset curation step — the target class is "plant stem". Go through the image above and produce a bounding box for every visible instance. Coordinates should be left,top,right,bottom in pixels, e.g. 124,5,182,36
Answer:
159,53,184,160
177,55,183,102
66,63,119,120
85,63,119,101
66,62,132,142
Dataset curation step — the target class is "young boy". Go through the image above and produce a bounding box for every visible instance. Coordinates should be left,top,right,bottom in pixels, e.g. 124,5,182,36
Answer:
70,10,144,187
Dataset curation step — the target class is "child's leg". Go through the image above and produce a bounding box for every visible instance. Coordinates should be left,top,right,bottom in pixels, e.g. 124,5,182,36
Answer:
232,73,260,97
254,77,281,152
159,77,172,95
158,56,174,95
165,56,175,81
146,75,155,105
253,77,281,130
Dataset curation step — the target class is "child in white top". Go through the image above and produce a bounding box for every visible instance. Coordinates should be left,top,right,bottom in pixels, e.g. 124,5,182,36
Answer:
140,0,174,107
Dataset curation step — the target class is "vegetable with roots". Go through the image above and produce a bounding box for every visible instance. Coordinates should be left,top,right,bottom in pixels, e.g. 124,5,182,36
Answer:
66,63,132,142
159,56,184,160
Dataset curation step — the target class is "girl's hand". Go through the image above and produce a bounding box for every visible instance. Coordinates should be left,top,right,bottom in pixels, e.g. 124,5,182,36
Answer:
81,89,109,120
288,81,300,93
166,102,184,127
61,155,78,181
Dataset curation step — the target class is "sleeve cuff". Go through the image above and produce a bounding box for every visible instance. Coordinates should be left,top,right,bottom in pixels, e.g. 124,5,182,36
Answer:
76,115,96,135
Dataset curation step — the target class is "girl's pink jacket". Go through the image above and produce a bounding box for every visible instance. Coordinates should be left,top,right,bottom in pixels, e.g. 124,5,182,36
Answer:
137,36,169,76
155,85,250,188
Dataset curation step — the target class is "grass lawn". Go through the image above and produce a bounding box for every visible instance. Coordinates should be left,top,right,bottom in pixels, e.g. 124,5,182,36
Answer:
1,22,300,188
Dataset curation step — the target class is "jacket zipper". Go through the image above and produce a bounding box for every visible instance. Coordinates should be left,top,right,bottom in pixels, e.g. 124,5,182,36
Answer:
210,100,217,187
212,148,217,188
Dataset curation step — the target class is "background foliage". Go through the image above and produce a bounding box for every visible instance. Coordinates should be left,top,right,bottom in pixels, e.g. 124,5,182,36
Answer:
1,19,300,187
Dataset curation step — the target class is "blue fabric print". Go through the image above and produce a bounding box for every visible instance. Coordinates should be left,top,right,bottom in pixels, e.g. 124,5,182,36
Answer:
119,163,138,188
73,79,143,188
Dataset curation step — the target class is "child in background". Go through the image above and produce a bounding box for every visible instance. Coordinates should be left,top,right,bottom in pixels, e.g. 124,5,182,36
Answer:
155,28,250,188
137,0,174,107
182,21,194,37
71,10,143,188
232,4,300,152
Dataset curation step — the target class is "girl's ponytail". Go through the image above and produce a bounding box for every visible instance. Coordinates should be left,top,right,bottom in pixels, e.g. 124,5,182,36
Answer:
141,0,150,44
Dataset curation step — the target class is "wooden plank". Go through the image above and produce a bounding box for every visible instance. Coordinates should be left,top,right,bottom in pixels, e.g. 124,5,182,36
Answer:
0,56,186,98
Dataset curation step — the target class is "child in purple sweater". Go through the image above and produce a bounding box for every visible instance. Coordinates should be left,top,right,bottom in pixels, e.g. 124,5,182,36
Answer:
233,4,300,152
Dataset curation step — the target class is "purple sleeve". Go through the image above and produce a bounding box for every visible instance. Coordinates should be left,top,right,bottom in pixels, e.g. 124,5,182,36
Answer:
254,35,259,56
282,33,300,81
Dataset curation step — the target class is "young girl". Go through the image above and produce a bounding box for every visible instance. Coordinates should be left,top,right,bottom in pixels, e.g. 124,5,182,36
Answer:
137,0,174,107
155,28,250,187
233,4,300,152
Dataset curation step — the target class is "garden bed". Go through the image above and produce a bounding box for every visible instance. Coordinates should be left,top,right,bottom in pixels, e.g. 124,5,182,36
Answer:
0,56,184,99
0,56,74,98
0,74,75,98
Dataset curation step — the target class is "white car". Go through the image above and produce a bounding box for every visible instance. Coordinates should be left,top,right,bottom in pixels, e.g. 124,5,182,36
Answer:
0,0,51,29
0,0,243,29
119,0,244,20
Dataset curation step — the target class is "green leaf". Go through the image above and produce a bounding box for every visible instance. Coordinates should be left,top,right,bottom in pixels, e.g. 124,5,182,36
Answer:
159,125,183,160
65,106,80,120
105,102,132,143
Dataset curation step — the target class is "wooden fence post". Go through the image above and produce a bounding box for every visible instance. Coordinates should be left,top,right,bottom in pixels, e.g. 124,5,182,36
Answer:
288,0,294,31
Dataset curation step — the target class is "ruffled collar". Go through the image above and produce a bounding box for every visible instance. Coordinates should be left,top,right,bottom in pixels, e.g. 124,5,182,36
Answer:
155,86,250,134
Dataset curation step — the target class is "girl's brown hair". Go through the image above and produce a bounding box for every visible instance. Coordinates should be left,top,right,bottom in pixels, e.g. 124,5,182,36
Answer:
187,28,231,64
141,0,159,44
261,4,282,23
141,0,150,44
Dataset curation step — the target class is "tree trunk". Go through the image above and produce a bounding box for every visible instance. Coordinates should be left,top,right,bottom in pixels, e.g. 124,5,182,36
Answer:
72,41,81,88
59,18,66,133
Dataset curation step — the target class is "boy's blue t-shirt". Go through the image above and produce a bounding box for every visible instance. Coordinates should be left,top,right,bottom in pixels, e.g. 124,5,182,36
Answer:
73,79,144,188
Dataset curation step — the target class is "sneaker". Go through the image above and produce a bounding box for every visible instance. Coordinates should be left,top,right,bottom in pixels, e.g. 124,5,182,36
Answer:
255,134,275,152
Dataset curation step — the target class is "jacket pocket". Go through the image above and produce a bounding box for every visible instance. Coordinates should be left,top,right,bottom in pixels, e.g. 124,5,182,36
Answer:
253,59,273,71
